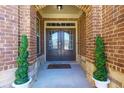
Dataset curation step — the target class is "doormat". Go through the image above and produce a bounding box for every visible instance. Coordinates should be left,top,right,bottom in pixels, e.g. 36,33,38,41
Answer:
47,64,71,69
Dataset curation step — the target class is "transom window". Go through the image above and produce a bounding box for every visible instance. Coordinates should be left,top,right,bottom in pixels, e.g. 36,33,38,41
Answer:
46,22,75,27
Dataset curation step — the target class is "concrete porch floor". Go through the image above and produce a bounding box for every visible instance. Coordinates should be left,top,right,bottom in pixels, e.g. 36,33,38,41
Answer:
32,61,93,88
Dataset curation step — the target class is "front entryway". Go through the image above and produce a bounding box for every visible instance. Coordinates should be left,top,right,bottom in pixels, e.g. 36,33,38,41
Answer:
32,61,92,88
46,28,76,61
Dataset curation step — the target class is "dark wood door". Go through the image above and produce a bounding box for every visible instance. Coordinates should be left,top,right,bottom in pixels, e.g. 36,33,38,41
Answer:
46,28,76,61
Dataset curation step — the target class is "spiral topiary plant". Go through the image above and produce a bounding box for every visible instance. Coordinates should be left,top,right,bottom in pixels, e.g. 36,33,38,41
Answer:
15,34,29,85
93,36,108,81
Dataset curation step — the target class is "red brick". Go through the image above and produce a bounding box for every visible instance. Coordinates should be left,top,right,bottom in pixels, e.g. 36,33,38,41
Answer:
4,66,8,70
0,5,18,71
0,67,3,71
102,6,124,72
121,68,124,73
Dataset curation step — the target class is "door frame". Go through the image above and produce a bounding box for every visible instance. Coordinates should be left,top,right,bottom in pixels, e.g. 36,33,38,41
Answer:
44,21,78,62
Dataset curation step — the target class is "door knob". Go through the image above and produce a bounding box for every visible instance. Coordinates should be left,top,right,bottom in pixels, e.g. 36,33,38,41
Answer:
59,42,61,46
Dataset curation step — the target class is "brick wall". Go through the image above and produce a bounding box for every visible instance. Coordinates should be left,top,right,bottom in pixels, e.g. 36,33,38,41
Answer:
79,5,124,87
78,5,103,85
0,6,18,71
79,6,95,64
78,12,86,57
0,5,43,71
102,6,124,87
86,6,102,63
19,5,37,65
30,6,37,64
102,5,124,74
0,5,42,87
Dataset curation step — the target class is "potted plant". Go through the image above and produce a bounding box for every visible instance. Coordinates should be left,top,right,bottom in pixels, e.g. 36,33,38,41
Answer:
92,36,110,88
12,35,32,88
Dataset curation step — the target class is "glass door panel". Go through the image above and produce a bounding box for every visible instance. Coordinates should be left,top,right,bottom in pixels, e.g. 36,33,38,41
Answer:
63,31,73,50
51,32,58,49
48,31,59,50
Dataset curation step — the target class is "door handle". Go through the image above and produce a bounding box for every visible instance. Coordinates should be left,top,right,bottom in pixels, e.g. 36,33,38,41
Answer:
58,42,61,55
58,42,61,47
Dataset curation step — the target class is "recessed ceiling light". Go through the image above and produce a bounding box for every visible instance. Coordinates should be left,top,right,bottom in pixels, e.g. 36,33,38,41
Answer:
57,5,63,11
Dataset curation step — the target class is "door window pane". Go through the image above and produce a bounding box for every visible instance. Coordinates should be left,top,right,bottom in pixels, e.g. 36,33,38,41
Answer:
64,32,73,50
48,31,58,49
64,32,69,50
52,32,58,49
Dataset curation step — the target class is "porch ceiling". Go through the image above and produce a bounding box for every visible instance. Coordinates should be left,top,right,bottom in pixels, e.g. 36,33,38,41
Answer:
34,5,85,18
35,5,82,10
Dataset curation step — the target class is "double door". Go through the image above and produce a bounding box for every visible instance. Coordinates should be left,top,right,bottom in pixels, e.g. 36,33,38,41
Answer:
46,28,76,61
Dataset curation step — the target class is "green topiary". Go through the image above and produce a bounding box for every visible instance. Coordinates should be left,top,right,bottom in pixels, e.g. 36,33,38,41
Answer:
15,34,29,85
93,36,108,81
